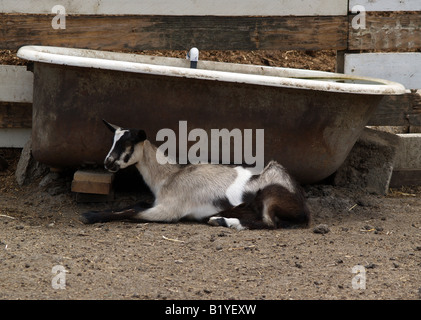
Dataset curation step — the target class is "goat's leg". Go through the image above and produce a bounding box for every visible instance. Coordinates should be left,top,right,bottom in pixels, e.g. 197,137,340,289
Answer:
208,185,311,230
81,202,179,224
131,203,181,222
80,201,152,224
208,203,265,230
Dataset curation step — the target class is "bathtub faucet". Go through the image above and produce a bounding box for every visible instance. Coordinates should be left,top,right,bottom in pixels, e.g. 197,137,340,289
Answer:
187,47,199,69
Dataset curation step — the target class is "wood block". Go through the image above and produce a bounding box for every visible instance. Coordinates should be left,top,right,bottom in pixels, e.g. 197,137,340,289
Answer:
71,170,114,195
73,170,114,184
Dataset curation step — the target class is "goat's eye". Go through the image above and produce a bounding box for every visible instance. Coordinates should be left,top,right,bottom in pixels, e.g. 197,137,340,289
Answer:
123,154,131,163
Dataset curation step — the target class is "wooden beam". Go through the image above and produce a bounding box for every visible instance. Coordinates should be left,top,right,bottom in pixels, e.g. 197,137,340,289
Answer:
71,170,114,195
0,14,348,51
349,0,421,12
344,53,421,90
0,128,31,148
0,66,33,103
348,12,421,50
368,92,421,127
0,102,32,128
0,0,348,16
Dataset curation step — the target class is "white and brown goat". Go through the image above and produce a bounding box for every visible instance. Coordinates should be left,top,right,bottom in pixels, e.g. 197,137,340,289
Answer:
81,120,311,230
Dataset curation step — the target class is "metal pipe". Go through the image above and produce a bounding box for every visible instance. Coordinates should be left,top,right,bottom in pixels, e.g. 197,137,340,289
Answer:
187,47,199,69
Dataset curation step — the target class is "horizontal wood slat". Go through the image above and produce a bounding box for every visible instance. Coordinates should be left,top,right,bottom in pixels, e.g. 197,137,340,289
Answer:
344,53,421,90
0,65,33,103
367,92,421,127
0,102,32,128
0,128,31,148
349,0,421,12
348,12,421,50
0,0,348,16
0,14,348,51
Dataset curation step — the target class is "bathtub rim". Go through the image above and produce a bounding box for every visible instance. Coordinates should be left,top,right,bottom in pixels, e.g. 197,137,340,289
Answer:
17,45,406,95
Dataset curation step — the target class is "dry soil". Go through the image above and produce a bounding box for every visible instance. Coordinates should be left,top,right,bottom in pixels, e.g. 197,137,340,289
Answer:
0,149,420,300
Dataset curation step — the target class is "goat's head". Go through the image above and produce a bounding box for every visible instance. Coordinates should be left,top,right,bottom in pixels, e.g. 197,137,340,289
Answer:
103,120,147,173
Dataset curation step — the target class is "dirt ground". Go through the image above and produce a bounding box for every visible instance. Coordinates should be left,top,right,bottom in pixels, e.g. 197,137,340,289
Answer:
0,148,420,300
0,49,420,300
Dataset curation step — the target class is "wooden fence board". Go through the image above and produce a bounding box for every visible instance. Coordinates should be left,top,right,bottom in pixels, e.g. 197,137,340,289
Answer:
349,0,421,12
0,128,31,147
0,102,32,128
0,0,348,16
348,12,421,50
344,53,421,90
0,14,348,51
367,92,421,127
0,66,33,103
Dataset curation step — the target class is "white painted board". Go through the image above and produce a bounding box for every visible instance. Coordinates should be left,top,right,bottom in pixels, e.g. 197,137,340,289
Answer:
0,0,348,16
0,66,33,103
349,0,421,12
0,128,31,148
344,53,421,90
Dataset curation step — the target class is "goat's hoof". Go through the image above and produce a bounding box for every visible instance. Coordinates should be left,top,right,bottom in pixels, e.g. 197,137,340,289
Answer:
80,211,101,224
208,217,227,227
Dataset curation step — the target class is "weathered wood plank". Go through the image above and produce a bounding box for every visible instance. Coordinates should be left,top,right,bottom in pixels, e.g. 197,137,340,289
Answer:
0,66,33,103
348,12,421,50
71,170,115,195
0,0,348,16
344,53,421,90
73,170,114,184
368,92,421,127
0,102,32,128
0,14,348,51
71,180,113,195
349,0,421,12
0,128,31,148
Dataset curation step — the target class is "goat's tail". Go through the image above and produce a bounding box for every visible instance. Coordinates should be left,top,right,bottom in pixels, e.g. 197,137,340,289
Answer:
208,184,311,230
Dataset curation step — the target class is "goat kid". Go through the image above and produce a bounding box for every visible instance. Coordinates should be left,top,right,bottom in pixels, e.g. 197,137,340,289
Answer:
81,120,311,230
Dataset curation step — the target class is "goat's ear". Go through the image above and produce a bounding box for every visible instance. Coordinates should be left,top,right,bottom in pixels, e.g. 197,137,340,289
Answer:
102,119,120,133
137,130,147,142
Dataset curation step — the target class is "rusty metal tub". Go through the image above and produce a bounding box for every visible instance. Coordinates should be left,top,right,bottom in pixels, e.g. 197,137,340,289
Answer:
17,45,406,183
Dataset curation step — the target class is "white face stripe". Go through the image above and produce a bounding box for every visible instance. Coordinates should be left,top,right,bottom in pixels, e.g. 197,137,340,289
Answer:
106,128,127,160
225,166,253,206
